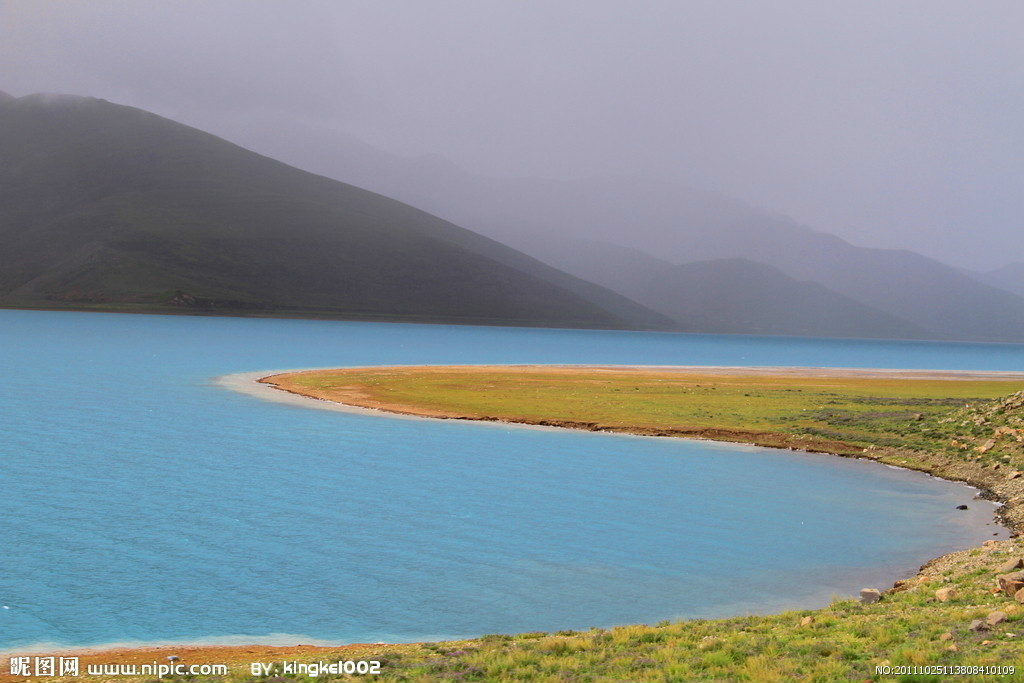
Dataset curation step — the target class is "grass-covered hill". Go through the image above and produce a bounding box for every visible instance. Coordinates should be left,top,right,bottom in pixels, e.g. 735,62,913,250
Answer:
0,92,670,329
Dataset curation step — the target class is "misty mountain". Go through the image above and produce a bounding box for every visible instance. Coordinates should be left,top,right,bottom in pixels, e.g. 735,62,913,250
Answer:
224,121,1024,342
518,241,927,339
213,119,762,260
970,262,1024,299
624,258,930,339
0,93,671,330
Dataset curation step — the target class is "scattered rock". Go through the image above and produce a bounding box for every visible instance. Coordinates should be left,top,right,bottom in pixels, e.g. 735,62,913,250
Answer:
935,587,957,602
997,571,1024,597
976,439,997,454
946,643,959,652
697,637,717,650
970,619,991,632
956,504,969,510
799,616,814,626
1009,471,1022,480
983,540,1002,548
1016,587,1024,604
860,588,881,604
938,632,953,641
981,639,994,645
998,558,1024,573
987,611,1008,626
168,290,212,308
995,426,1024,441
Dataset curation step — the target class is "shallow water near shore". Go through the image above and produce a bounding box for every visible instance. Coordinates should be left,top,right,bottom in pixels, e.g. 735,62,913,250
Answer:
1,310,1020,651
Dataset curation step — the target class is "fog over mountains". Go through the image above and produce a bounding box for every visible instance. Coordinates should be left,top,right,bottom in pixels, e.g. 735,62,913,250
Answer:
0,92,670,329
215,118,1024,343
2,91,1024,341
5,2,1023,272
972,263,1024,300
4,2,1023,341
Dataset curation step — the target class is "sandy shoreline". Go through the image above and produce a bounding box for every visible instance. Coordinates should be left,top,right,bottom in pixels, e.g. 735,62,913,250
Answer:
9,364,1021,669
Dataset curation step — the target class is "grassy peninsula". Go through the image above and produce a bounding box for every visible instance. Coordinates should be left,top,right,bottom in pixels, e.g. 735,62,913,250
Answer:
260,365,1023,445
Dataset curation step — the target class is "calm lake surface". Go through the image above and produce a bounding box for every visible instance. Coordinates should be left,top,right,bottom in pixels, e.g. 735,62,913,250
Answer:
1,309,1021,650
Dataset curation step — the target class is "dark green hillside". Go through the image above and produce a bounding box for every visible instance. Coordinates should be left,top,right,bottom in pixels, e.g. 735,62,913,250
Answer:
0,93,670,328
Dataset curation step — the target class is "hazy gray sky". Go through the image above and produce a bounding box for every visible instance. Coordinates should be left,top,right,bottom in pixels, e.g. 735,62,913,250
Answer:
2,0,1022,270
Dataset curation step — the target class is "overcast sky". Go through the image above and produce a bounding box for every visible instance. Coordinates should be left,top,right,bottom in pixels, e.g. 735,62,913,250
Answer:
2,0,1022,270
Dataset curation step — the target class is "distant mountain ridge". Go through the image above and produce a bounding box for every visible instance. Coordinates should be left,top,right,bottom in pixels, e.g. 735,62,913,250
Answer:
972,262,1024,299
5,93,1021,341
0,93,671,330
222,120,1024,342
538,243,930,339
626,258,930,339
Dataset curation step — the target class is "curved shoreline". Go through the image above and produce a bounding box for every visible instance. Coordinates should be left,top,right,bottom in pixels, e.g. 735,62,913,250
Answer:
253,364,1024,536
10,365,1020,668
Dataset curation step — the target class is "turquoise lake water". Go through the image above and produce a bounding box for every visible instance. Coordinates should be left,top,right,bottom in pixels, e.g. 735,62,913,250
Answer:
1,309,1021,650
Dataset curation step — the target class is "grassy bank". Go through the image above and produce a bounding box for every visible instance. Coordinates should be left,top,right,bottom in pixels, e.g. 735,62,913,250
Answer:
10,365,1024,682
263,365,1023,457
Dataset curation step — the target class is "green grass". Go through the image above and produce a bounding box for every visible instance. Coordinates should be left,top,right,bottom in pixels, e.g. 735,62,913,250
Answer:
69,557,1024,682
273,366,1024,464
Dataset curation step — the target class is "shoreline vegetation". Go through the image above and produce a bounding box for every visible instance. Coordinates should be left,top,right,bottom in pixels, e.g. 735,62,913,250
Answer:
11,365,1024,682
